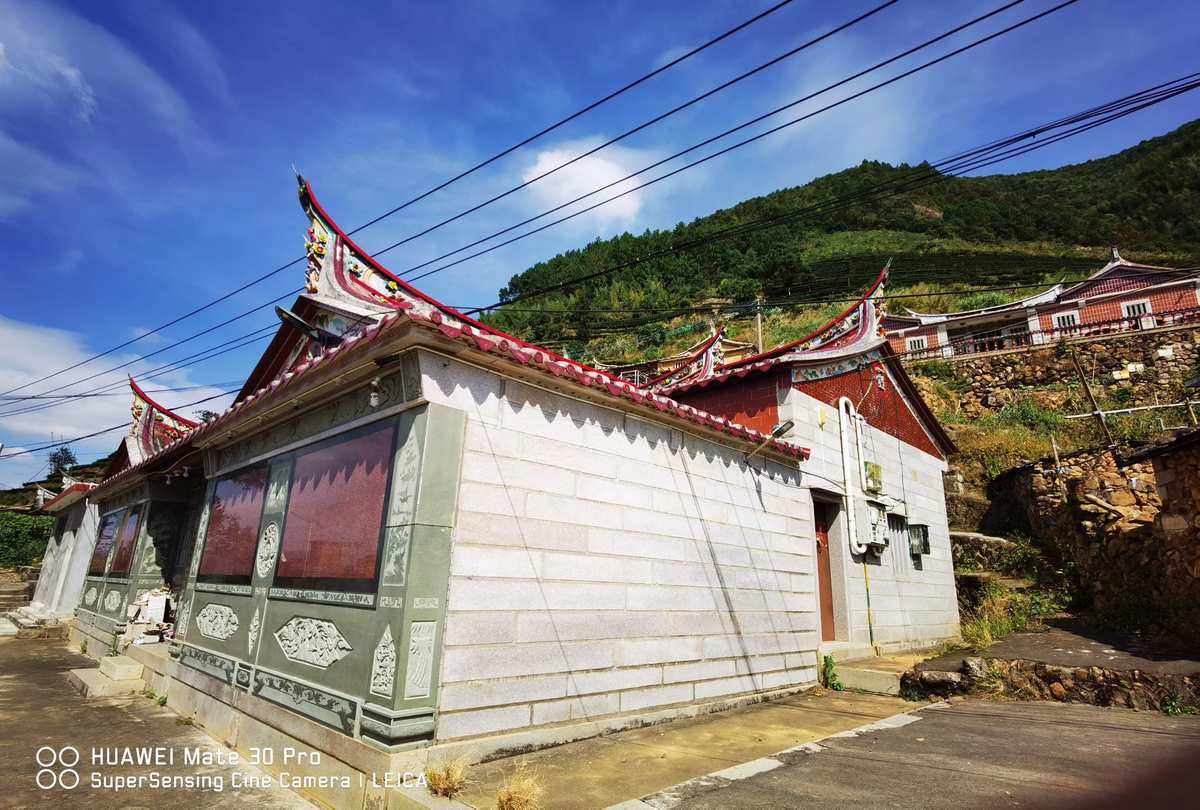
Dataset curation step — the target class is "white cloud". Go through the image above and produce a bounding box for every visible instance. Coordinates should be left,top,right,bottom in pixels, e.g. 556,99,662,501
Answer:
0,128,88,217
0,315,233,488
520,137,659,231
0,0,205,139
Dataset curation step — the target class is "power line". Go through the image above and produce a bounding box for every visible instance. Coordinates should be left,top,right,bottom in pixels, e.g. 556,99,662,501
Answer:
361,0,904,262
0,0,800,401
0,388,240,461
398,0,1029,280
0,381,243,402
411,0,1078,286
473,66,1195,315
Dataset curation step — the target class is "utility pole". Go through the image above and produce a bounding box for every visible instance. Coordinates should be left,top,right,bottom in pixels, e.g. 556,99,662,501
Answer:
755,292,765,354
1070,351,1117,451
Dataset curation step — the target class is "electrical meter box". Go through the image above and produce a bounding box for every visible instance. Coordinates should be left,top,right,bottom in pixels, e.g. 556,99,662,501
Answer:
856,499,889,551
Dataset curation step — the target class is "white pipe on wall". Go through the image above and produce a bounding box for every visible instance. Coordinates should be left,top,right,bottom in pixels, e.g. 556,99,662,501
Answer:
838,397,868,556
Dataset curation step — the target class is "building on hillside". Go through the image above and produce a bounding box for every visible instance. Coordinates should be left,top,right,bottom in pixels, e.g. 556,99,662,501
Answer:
8,477,98,628
594,328,757,387
70,178,958,793
651,266,959,652
883,249,1200,359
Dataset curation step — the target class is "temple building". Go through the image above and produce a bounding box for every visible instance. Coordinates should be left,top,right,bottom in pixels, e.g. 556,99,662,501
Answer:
883,249,1200,358
67,178,958,796
649,266,959,652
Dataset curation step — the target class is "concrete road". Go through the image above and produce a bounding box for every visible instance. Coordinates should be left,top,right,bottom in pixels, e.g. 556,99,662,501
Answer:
0,638,311,809
655,700,1200,809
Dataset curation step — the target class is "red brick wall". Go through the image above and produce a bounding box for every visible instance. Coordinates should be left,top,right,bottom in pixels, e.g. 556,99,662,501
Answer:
794,364,944,459
672,369,782,435
1043,286,1199,330
886,324,940,355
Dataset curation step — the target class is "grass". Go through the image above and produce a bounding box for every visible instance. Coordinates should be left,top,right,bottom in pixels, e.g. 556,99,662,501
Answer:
1160,693,1198,716
425,756,471,799
959,580,1067,649
495,762,543,810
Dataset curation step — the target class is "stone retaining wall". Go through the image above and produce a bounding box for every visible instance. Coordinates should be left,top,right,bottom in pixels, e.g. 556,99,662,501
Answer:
990,447,1200,643
910,327,1200,415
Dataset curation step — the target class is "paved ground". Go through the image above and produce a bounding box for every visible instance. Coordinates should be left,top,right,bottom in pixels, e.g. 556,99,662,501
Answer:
458,690,911,809
647,699,1200,809
0,638,310,809
918,617,1200,676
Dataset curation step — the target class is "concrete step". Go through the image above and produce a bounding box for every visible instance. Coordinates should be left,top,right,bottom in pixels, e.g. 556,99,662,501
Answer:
67,668,143,698
836,653,929,696
99,655,144,682
838,665,903,696
0,617,17,637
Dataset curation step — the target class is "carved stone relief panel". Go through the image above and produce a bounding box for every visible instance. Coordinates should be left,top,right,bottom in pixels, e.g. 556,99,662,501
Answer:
195,603,239,640
370,627,397,698
403,621,436,699
274,616,353,669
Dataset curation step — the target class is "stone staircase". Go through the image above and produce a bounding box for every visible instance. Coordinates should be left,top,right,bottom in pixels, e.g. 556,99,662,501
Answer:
67,655,145,698
0,580,34,612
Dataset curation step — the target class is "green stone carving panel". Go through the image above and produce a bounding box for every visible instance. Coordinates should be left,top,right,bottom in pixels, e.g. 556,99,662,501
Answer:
174,362,465,750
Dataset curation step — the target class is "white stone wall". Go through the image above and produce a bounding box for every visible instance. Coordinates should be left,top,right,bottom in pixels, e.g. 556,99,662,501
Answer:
30,498,99,617
783,386,959,651
420,353,820,741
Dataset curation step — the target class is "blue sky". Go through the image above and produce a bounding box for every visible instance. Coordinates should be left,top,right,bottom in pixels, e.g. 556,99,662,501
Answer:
1,0,1197,486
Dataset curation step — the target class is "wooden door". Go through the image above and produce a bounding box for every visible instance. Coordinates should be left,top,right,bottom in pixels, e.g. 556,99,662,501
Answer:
814,504,836,641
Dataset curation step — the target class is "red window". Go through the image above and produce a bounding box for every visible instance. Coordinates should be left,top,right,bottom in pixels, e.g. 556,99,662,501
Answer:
88,510,124,576
197,465,269,583
275,420,396,592
106,505,144,577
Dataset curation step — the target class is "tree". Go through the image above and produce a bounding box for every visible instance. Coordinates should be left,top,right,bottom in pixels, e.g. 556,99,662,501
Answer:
196,409,220,424
47,446,77,476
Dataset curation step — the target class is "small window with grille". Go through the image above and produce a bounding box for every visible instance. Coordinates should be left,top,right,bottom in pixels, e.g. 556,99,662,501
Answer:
906,336,926,352
1122,300,1151,319
1055,312,1078,330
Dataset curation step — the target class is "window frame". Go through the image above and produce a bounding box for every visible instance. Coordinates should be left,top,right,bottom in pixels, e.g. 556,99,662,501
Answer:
1122,299,1152,319
195,462,272,586
88,507,127,576
262,418,401,595
105,504,146,580
905,336,927,352
1054,311,1078,330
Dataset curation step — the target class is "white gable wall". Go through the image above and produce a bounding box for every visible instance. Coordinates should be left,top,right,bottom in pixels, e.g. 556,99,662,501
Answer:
781,384,959,653
420,352,821,741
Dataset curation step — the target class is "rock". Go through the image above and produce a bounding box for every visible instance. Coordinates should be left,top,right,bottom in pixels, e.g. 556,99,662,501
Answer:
1049,682,1067,700
961,657,988,680
919,671,964,690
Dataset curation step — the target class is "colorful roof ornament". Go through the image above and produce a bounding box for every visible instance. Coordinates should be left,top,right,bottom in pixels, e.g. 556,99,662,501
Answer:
646,326,731,390
128,376,199,462
660,262,891,395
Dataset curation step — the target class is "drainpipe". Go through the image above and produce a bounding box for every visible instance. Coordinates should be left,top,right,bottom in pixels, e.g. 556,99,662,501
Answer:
839,397,875,648
838,398,867,556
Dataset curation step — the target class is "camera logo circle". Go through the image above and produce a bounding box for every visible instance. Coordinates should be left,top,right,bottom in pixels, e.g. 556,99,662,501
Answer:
35,746,80,790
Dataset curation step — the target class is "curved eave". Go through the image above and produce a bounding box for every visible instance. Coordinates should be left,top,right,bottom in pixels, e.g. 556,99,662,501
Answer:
129,376,201,429
903,283,1063,325
43,482,95,512
298,177,636,390
645,327,724,387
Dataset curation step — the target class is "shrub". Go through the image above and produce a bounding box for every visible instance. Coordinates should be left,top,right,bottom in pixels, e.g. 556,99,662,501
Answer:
425,756,470,799
959,580,1068,649
495,762,542,810
820,655,845,691
987,399,1064,435
0,512,54,568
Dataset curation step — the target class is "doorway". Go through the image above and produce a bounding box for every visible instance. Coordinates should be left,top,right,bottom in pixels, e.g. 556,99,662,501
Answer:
813,501,837,642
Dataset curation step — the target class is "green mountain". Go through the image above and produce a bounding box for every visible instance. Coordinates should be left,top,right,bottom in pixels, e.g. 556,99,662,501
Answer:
486,119,1200,362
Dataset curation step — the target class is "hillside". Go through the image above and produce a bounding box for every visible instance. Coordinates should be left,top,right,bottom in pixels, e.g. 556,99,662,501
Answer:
486,119,1200,362
0,454,115,510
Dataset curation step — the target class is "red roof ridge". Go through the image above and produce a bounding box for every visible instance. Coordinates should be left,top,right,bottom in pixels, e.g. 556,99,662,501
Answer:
129,376,200,429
